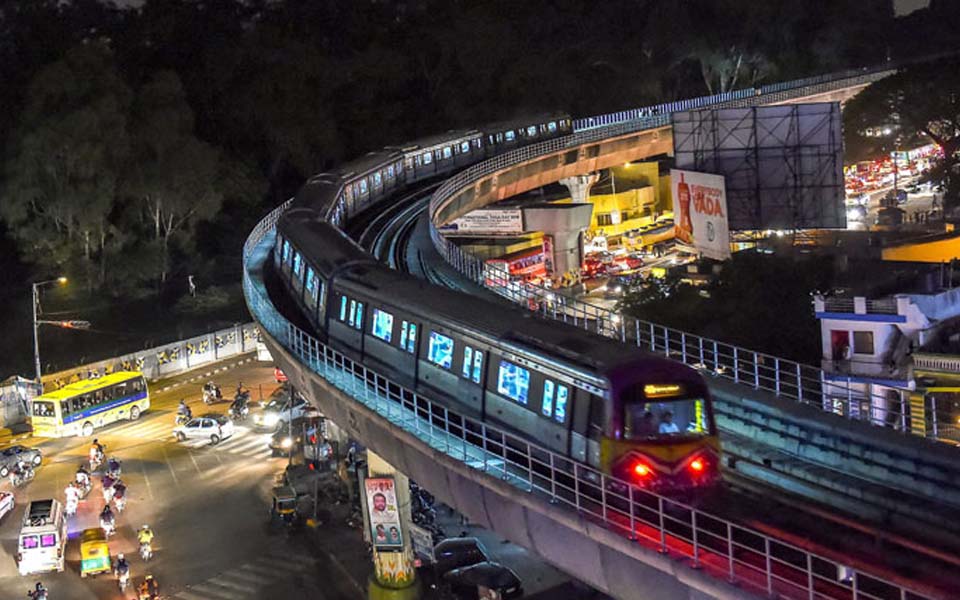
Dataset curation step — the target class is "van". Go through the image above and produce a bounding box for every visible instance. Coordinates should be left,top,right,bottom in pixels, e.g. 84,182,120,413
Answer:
17,499,66,575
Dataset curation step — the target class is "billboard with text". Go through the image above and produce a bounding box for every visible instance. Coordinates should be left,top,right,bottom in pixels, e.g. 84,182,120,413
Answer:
440,209,524,236
365,477,403,550
671,169,731,260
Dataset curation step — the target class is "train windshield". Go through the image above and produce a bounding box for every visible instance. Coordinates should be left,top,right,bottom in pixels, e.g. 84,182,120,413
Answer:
623,398,710,440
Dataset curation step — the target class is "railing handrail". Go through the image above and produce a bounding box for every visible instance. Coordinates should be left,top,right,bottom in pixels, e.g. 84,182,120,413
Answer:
242,204,936,600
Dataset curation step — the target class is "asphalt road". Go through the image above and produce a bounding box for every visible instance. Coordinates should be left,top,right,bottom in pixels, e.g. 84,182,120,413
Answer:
0,359,369,600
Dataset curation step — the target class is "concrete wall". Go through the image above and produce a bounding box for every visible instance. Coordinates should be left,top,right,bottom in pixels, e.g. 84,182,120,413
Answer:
264,331,756,600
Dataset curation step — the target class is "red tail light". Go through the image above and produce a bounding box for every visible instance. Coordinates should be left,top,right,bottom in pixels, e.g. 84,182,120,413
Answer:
689,458,705,473
631,460,654,479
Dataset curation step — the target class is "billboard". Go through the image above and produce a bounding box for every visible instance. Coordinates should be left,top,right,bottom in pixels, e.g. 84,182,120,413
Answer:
672,103,845,231
440,209,523,235
671,169,731,260
365,477,403,550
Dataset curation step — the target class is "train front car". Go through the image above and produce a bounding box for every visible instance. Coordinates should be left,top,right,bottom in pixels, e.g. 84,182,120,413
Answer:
602,358,721,495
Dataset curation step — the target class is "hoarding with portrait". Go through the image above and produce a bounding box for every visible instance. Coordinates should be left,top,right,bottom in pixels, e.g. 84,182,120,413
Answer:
365,477,403,550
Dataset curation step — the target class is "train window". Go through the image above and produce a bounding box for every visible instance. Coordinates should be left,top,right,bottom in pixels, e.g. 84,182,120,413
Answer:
554,385,569,423
359,179,368,194
396,160,403,174
460,141,470,154
471,351,483,384
542,381,555,417
348,300,357,327
374,172,382,186
472,139,482,149
504,131,515,142
305,268,318,297
354,302,364,330
427,332,454,369
345,185,353,201
548,121,557,133
442,146,452,160
497,361,530,405
400,320,409,350
422,152,432,165
623,398,708,440
372,309,393,343
462,346,473,379
293,252,303,277
387,165,395,178
407,324,417,352
282,240,291,264
275,234,283,255
526,126,537,137
339,296,348,321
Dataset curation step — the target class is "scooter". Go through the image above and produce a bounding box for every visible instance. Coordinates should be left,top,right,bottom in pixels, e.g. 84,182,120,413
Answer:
114,494,126,514
75,477,92,499
229,402,249,422
102,485,115,504
65,496,78,517
100,517,116,537
140,541,153,561
117,567,129,592
89,448,104,471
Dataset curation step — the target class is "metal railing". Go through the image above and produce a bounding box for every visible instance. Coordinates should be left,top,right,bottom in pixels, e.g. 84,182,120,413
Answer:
913,352,960,374
243,205,934,600
821,298,899,315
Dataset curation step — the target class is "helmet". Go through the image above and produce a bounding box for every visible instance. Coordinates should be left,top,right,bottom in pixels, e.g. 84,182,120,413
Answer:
118,553,124,560
93,439,99,444
142,524,150,530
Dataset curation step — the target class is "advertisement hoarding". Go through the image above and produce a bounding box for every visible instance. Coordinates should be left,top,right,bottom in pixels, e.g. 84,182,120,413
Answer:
670,169,731,260
364,477,403,550
441,209,524,235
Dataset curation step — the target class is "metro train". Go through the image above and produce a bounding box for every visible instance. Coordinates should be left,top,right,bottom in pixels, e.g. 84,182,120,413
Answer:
271,117,721,493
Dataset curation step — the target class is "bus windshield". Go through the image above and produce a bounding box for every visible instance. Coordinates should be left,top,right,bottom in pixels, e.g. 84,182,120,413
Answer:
32,402,56,418
623,398,710,440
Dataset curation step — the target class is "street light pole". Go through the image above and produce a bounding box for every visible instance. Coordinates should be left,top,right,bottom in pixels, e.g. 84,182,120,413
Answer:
31,277,68,383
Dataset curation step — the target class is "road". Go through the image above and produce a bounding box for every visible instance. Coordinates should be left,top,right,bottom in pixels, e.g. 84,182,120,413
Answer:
0,358,369,600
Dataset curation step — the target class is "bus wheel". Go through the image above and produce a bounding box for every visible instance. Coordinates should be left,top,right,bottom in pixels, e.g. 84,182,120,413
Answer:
82,422,94,437
130,406,141,421
32,454,42,466
0,466,8,478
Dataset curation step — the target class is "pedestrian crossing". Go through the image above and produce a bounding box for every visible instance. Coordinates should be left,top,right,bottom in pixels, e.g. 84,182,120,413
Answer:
169,552,327,600
108,417,278,460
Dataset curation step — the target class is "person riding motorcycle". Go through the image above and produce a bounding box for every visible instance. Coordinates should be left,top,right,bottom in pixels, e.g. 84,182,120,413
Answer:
64,483,80,514
107,456,121,476
90,439,105,461
100,504,115,533
177,399,192,420
75,464,91,488
138,574,159,599
115,553,130,587
113,480,127,511
230,393,248,419
28,582,47,600
138,524,155,545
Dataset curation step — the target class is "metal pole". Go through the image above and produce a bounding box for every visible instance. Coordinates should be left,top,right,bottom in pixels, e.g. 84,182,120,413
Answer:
32,283,41,382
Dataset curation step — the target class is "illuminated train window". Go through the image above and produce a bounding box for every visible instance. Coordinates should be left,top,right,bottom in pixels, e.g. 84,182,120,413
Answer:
504,131,515,142
497,361,529,405
372,309,393,343
542,381,555,416
460,141,470,153
428,332,454,369
399,321,417,354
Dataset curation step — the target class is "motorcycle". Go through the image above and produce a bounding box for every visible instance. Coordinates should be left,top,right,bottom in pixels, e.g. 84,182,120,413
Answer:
89,447,104,471
175,413,191,426
140,541,153,561
107,458,121,479
102,485,115,504
27,589,47,600
114,494,126,514
12,468,35,488
117,567,130,592
229,402,249,422
202,383,222,405
100,517,116,537
65,496,78,517
75,477,92,499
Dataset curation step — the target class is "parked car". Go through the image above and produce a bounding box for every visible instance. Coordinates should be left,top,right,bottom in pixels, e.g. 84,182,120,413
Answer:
443,561,523,599
173,413,235,445
0,491,14,522
433,537,489,577
0,445,42,478
254,390,312,432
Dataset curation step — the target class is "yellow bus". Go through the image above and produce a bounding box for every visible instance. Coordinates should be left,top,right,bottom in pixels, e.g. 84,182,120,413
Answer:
30,372,149,438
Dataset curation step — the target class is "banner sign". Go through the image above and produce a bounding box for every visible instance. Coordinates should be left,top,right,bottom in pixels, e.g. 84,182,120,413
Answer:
670,169,731,260
365,477,403,549
441,209,524,235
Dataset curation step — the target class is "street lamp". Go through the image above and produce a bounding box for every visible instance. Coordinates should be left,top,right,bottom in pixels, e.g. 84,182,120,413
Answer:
32,277,68,382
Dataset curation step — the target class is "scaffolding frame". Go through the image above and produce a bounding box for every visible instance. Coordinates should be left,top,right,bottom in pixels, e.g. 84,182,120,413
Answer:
673,103,845,231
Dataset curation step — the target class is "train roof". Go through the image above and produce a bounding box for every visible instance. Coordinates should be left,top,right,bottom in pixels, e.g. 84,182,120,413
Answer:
387,130,482,153
332,261,697,382
337,150,403,179
481,112,570,133
278,209,375,280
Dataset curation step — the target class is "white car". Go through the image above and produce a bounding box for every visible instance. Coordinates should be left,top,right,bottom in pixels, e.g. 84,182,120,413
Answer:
173,413,234,445
0,491,13,522
254,390,311,431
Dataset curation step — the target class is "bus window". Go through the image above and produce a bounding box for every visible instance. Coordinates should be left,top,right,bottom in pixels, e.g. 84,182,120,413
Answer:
32,402,55,418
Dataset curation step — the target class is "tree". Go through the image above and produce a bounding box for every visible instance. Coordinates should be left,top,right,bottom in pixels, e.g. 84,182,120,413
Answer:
125,70,222,285
1,43,131,289
844,59,960,209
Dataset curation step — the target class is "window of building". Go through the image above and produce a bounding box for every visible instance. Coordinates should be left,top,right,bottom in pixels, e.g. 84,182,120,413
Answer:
372,309,393,342
597,213,614,227
497,361,530,405
853,331,874,355
428,332,454,369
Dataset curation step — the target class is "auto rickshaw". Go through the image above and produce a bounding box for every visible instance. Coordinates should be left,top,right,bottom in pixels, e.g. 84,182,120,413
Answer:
270,485,299,526
79,527,111,577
